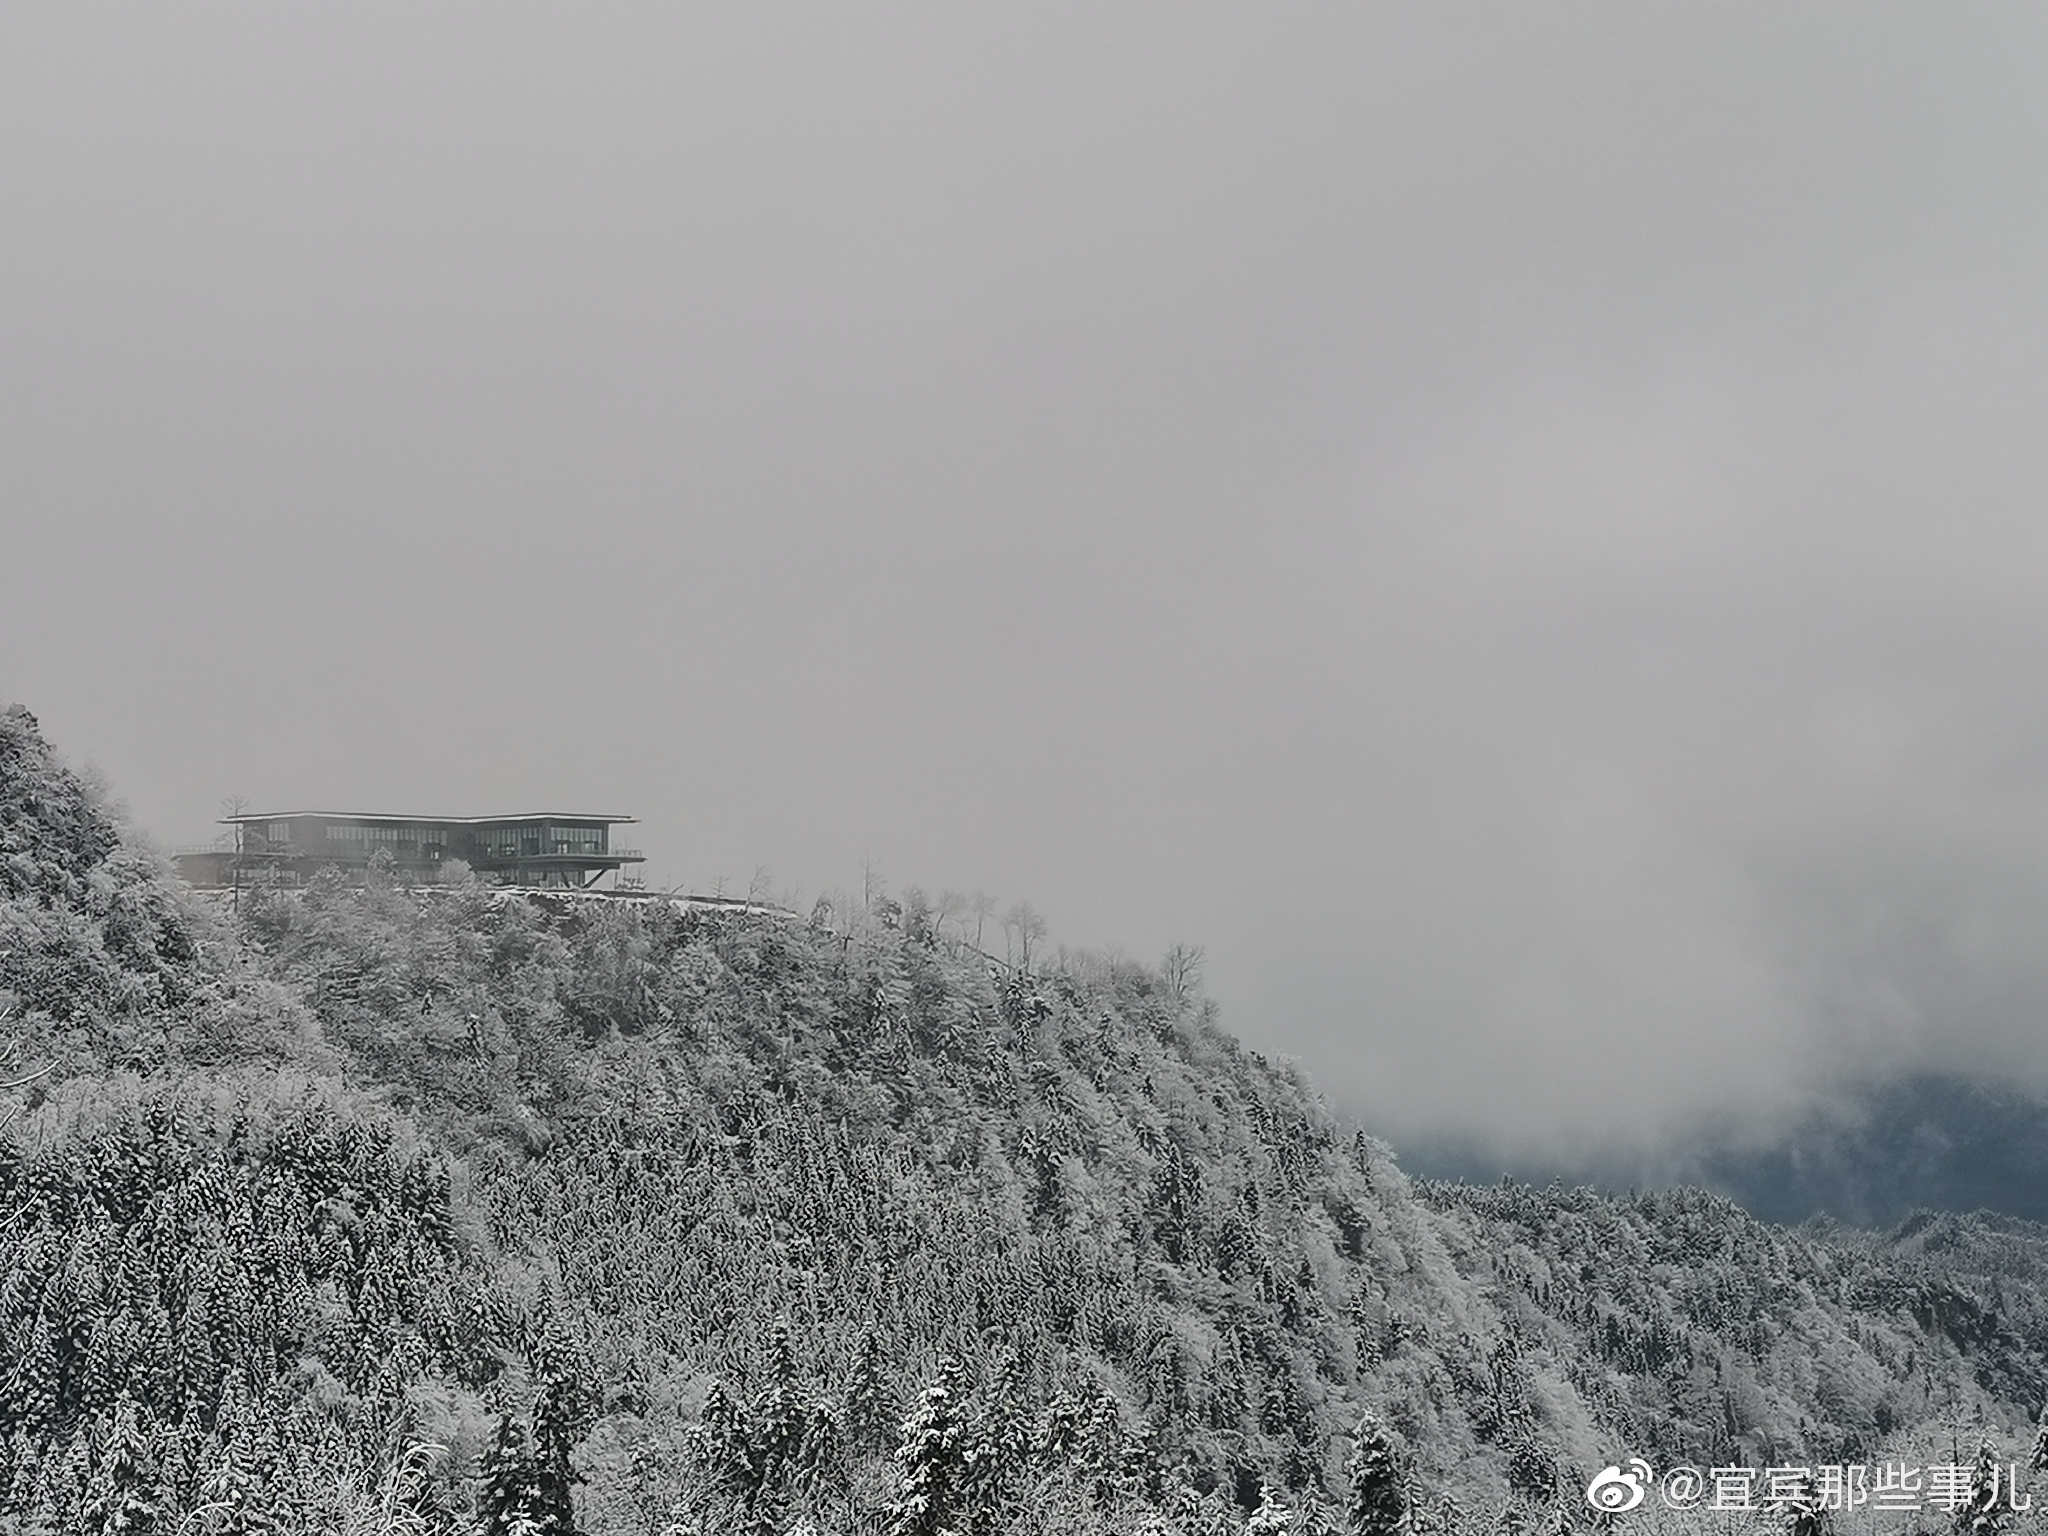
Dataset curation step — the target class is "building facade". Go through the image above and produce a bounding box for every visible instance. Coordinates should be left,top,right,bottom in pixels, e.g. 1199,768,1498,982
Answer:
175,812,644,890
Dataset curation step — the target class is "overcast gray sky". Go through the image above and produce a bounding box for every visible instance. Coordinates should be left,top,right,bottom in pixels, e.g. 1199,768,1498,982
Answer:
7,7,2048,1165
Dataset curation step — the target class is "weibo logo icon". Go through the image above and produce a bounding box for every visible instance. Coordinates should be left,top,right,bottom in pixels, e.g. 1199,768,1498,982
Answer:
1586,1459,1652,1513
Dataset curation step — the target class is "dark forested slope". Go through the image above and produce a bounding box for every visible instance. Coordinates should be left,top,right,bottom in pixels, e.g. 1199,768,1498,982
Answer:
7,704,2048,1534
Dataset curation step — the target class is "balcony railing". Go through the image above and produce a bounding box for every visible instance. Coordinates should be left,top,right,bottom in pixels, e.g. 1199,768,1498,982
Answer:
472,848,645,861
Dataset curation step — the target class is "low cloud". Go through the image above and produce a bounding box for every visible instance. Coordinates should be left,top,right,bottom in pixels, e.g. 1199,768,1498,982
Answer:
1252,316,2048,1170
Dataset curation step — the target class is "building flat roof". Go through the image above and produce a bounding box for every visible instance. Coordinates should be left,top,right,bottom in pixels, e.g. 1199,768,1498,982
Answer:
221,811,638,825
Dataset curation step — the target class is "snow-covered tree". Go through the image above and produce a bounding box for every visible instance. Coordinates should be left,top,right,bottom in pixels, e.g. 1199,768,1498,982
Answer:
479,1414,551,1536
889,1356,972,1536
1247,1480,1294,1536
80,1397,164,1536
1780,1471,1822,1536
1959,1441,2009,1536
1346,1414,1407,1536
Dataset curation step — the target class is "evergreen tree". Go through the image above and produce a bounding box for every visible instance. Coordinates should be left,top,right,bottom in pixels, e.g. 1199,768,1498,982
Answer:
1503,1432,1556,1507
1297,1489,1344,1536
961,1348,1032,1527
478,1414,549,1536
529,1374,582,1536
844,1326,895,1457
1076,1379,1129,1505
888,1357,971,1536
1346,1414,1407,1536
1247,1479,1294,1536
1034,1384,1087,1465
1959,1441,2008,1536
31,1432,95,1534
80,1397,163,1536
1781,1472,1823,1536
752,1320,806,1511
196,1392,285,1536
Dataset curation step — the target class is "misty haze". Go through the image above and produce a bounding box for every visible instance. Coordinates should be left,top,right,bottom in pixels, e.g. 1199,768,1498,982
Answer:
8,7,2048,1532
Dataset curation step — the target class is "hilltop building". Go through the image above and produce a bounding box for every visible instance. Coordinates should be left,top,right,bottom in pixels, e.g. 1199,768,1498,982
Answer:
174,811,644,891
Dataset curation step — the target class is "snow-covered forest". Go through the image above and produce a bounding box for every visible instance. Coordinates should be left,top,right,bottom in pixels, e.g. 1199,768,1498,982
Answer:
7,700,2048,1534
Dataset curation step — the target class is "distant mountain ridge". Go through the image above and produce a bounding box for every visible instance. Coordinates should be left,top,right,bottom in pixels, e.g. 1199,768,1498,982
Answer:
1407,1073,2048,1231
1703,1075,2048,1228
